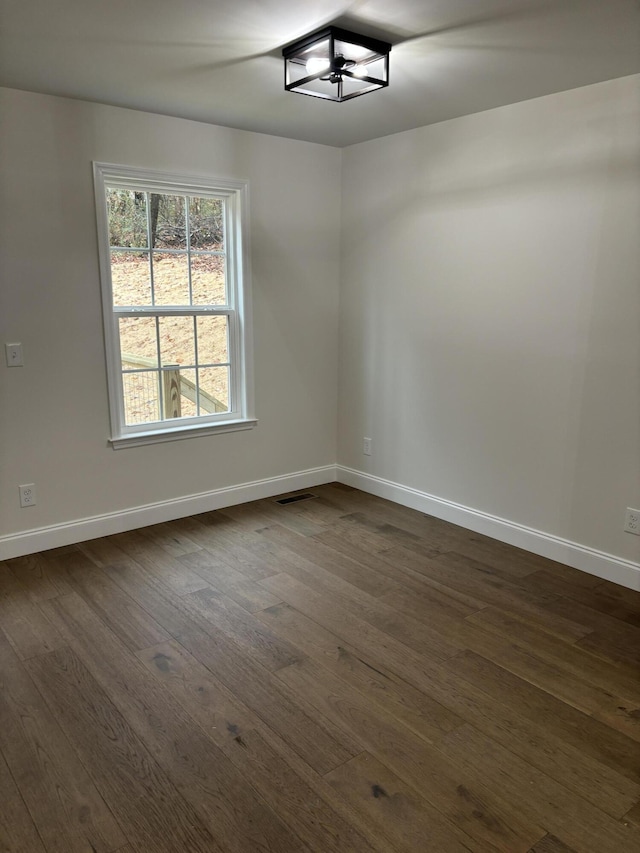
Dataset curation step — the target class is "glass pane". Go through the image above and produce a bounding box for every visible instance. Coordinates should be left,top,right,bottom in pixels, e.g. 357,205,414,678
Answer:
122,371,159,425
110,252,151,306
158,316,195,367
286,37,331,85
286,58,313,86
168,367,198,418
150,194,186,249
119,317,158,369
290,75,339,100
196,316,228,364
341,75,381,99
189,197,224,250
198,366,229,414
107,189,148,248
191,255,226,305
152,252,189,305
334,39,380,64
351,55,387,83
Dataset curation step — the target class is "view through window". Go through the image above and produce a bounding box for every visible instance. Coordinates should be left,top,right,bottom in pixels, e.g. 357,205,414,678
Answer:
94,165,253,446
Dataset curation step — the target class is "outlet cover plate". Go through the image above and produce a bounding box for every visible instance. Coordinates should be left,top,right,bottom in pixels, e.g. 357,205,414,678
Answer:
19,483,36,507
5,343,23,367
624,507,640,535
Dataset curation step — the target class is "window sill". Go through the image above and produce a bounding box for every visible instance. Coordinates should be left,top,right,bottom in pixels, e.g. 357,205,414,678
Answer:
109,418,258,449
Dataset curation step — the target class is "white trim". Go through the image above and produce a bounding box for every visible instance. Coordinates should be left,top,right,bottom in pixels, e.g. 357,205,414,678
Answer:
92,163,255,443
93,163,251,197
336,466,640,592
0,466,337,561
109,417,258,449
4,460,637,591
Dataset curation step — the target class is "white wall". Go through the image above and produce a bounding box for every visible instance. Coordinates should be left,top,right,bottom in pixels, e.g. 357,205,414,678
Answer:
2,77,639,577
338,75,640,566
0,89,341,541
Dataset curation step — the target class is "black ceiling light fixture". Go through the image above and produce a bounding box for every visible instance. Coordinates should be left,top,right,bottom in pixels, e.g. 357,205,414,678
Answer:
282,26,391,102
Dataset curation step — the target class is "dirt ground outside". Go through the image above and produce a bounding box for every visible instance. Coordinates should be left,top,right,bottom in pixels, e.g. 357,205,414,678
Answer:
111,253,229,424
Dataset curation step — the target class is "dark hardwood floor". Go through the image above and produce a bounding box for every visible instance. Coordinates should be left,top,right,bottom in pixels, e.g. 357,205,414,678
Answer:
1,482,639,852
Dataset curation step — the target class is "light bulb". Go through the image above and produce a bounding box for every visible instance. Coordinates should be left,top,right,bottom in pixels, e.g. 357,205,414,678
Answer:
306,57,331,76
352,64,367,78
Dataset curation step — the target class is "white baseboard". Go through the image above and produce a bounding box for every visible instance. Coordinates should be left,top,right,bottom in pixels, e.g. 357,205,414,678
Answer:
4,461,638,592
0,465,337,561
337,466,640,592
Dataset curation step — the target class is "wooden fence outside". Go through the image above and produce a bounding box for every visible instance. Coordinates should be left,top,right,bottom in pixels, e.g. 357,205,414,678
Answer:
121,353,227,418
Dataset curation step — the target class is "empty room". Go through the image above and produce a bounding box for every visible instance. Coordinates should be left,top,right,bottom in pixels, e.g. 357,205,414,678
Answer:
0,1,639,851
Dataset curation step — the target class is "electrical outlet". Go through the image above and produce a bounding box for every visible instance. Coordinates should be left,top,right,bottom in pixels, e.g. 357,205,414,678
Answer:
624,507,640,535
19,483,36,507
363,437,372,456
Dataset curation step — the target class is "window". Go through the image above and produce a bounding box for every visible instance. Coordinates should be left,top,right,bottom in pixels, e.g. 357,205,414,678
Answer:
93,164,255,448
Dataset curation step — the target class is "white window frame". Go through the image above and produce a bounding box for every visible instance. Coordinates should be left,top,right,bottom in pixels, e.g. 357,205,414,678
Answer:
93,163,255,449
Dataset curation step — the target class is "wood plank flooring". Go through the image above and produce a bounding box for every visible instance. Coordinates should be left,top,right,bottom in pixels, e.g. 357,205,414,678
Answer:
1,483,640,852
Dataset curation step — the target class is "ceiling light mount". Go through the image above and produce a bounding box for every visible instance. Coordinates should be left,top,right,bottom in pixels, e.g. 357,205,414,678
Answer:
283,26,391,102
